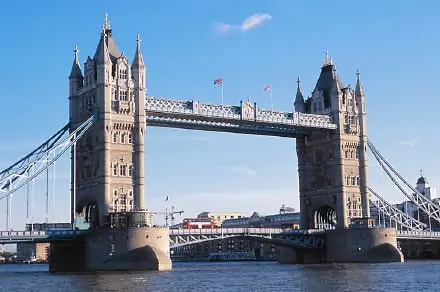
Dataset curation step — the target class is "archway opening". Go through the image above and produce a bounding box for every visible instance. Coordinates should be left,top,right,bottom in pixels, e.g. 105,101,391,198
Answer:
315,206,336,230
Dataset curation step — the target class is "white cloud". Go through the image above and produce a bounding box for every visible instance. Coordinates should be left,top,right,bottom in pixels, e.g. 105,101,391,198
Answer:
240,13,272,31
397,139,418,147
212,13,272,36
223,166,256,176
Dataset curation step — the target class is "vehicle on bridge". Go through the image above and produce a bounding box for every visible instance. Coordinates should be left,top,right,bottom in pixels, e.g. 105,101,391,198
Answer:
221,210,300,230
183,218,216,229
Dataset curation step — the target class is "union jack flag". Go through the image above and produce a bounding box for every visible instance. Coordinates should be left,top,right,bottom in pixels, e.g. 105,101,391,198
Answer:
213,78,223,85
264,84,271,92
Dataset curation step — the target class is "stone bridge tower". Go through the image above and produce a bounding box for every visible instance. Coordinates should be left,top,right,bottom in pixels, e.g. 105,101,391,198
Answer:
295,52,369,230
68,16,146,228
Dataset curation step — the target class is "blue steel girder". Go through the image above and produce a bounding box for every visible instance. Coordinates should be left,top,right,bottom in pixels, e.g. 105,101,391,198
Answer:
169,228,324,249
145,97,337,137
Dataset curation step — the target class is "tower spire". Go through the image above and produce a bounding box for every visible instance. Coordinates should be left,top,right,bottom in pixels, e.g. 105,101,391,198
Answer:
69,45,83,78
294,76,305,113
132,34,145,68
322,49,333,67
104,12,111,31
355,69,365,97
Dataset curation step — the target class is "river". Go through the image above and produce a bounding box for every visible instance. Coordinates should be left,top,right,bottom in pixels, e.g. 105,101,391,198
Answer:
0,261,438,291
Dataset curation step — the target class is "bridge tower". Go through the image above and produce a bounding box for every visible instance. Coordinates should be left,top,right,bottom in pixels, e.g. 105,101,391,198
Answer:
68,16,146,228
295,52,370,230
56,15,172,272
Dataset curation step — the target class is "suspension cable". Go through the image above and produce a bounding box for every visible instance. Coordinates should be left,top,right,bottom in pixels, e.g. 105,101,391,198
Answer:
0,114,97,200
368,139,440,224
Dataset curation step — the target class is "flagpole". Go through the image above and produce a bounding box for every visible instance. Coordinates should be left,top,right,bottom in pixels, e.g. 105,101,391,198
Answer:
270,87,273,111
221,78,224,105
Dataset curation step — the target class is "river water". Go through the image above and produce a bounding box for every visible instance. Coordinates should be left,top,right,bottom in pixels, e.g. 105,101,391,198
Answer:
0,261,439,291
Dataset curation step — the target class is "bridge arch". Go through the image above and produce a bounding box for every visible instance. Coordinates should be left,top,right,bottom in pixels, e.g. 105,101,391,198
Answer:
76,198,100,229
314,205,336,230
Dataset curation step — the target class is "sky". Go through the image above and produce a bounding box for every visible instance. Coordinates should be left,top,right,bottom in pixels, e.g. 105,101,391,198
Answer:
0,0,440,234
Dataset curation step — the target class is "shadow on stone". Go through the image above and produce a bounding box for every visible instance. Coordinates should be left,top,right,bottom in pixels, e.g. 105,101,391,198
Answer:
360,242,404,263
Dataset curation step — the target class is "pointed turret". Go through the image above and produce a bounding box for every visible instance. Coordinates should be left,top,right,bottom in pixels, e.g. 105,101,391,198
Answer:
312,50,344,111
69,45,83,79
69,45,83,96
132,34,145,69
94,13,121,62
294,77,305,113
95,27,111,65
314,50,344,93
355,70,365,97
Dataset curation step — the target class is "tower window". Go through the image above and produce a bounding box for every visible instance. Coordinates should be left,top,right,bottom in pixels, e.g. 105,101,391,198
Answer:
128,165,133,177
121,133,126,143
356,177,360,186
113,190,118,197
120,165,127,176
351,177,356,185
113,133,118,143
120,90,128,101
128,133,132,143
113,164,118,176
119,69,127,80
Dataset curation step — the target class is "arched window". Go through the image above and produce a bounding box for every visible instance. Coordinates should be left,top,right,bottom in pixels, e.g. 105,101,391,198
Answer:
113,164,118,176
113,133,118,143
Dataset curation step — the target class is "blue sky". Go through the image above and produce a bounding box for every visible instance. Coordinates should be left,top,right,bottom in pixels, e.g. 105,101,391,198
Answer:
0,1,439,232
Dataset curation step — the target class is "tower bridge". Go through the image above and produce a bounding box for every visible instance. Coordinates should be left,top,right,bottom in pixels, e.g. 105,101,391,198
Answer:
2,14,440,272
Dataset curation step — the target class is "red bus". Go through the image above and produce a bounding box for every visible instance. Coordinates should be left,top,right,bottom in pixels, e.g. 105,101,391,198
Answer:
183,218,215,229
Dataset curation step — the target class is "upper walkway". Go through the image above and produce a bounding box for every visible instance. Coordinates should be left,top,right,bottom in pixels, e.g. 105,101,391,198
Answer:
145,97,336,137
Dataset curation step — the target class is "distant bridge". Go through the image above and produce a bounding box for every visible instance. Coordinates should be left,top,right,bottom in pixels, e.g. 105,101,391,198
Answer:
1,228,439,247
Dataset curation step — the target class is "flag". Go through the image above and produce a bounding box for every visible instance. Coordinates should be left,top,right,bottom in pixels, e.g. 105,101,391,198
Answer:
264,84,271,92
165,196,169,202
213,77,223,85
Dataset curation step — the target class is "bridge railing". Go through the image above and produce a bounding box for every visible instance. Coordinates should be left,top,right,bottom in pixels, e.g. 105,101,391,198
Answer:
169,228,284,236
397,230,440,239
145,97,337,130
0,231,47,237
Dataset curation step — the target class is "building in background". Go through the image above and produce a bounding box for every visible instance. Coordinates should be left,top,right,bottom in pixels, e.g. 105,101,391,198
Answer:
16,222,71,262
197,212,245,226
370,173,439,230
16,243,49,262
222,206,300,229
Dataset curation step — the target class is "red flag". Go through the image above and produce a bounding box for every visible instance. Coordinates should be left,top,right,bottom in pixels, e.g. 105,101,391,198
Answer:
213,78,223,85
264,84,271,92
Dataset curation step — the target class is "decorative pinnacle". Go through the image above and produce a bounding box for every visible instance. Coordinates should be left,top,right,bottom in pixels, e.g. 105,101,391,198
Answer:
356,69,360,79
322,49,333,67
297,76,301,85
420,169,424,177
73,45,79,55
136,34,141,44
104,12,111,30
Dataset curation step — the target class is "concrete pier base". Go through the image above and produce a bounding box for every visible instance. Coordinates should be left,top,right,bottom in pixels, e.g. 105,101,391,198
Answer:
49,227,172,272
325,227,404,263
276,227,404,265
277,246,325,264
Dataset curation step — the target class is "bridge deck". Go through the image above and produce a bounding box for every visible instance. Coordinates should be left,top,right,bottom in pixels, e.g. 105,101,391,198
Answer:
1,229,439,245
144,97,336,137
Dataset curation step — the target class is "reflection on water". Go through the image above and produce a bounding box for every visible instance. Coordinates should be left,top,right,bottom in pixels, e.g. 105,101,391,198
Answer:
0,261,440,292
